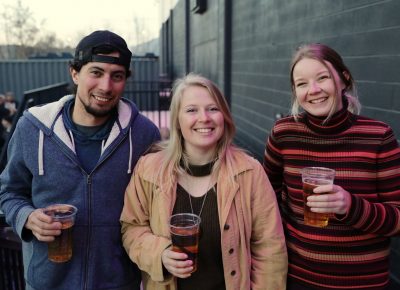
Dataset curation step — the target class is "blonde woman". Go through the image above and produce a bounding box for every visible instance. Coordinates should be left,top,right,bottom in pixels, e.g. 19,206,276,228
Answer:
121,73,287,290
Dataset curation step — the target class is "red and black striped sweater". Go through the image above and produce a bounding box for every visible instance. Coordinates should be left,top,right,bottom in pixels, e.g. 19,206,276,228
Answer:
263,105,400,290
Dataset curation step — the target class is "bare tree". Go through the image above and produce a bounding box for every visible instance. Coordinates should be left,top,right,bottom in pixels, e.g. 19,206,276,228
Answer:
1,0,39,58
133,16,145,46
35,32,61,55
0,1,72,59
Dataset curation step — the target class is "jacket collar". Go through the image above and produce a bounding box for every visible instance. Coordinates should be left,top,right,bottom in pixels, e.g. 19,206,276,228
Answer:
24,95,139,175
140,149,253,186
139,149,254,225
26,94,138,134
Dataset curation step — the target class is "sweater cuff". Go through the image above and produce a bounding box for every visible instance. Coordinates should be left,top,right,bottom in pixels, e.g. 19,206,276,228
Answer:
334,194,360,225
16,207,35,241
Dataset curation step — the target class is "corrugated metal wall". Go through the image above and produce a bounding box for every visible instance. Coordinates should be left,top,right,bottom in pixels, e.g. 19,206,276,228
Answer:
0,57,160,102
0,60,70,102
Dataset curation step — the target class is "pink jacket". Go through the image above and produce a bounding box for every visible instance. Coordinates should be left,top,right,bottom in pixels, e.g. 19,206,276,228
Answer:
121,150,287,290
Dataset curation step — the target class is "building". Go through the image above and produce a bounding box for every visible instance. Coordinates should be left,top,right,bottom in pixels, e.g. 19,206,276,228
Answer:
159,0,400,287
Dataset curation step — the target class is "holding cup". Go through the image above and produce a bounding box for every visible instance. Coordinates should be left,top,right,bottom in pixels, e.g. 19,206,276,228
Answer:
169,213,201,273
44,204,78,263
301,167,335,227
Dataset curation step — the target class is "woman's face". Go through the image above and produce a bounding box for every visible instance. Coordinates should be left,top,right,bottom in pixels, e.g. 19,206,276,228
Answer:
292,58,345,117
178,85,224,158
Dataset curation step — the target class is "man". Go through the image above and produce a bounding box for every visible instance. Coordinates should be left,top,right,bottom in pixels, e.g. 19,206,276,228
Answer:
0,30,160,290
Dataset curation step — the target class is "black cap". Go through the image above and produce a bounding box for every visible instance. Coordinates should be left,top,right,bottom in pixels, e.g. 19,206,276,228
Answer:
73,30,132,72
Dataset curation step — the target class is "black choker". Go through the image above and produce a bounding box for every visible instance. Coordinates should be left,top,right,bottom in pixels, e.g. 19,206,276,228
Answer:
182,160,215,177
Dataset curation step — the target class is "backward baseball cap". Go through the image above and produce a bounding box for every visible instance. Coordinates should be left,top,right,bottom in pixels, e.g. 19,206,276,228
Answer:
73,30,132,72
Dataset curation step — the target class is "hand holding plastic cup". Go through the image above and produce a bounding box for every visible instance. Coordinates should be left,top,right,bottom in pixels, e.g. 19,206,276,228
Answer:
44,204,78,263
169,213,201,273
301,167,335,227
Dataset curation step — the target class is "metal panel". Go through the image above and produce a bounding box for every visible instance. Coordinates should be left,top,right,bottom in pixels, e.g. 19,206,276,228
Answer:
0,57,160,103
0,59,70,103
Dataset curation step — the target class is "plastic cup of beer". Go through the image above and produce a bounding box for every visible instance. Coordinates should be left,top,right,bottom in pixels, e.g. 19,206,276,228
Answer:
169,213,201,273
44,204,78,263
301,167,335,227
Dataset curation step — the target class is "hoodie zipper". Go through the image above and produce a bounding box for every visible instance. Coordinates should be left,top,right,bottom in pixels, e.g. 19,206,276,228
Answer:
82,133,129,289
84,174,92,290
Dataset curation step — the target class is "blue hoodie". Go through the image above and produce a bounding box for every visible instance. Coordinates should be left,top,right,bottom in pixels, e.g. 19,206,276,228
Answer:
0,95,160,290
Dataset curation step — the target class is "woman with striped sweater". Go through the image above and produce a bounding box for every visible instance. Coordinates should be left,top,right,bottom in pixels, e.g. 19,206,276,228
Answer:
263,43,400,290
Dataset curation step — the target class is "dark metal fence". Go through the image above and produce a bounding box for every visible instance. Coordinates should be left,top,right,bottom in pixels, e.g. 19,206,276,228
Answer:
0,223,24,290
125,79,171,130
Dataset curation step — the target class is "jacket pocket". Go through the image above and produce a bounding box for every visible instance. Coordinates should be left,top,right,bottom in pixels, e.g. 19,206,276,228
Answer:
26,239,81,290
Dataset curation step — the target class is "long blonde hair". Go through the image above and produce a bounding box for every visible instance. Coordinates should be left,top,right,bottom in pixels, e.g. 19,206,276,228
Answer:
156,73,239,191
290,43,361,122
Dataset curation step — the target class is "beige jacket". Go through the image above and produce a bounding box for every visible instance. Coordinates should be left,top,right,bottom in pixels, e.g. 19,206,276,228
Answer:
120,150,287,290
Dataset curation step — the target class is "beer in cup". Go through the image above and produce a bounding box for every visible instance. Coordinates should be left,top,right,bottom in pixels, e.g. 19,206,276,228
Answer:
169,213,201,273
301,167,335,227
44,204,78,262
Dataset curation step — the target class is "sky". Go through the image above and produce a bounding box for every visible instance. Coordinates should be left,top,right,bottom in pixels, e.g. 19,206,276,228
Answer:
0,0,161,47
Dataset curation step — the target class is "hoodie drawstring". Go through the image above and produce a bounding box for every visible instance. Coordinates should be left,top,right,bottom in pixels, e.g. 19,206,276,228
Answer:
38,126,133,175
68,130,76,152
127,127,132,174
38,130,44,175
100,139,106,156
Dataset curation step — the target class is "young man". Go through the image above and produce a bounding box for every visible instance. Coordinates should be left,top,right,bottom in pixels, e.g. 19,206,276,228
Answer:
0,30,160,290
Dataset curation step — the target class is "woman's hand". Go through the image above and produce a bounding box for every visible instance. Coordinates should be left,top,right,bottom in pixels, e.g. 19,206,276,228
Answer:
306,184,352,215
25,208,62,242
161,247,194,278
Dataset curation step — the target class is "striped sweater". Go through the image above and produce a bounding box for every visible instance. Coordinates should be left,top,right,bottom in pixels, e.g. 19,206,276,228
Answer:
263,104,400,290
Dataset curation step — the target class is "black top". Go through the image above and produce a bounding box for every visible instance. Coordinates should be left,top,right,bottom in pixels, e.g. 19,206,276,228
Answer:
181,159,216,177
173,184,226,290
62,99,117,173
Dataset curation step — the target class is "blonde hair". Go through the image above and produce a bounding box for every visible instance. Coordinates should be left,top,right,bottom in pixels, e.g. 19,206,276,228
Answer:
290,43,361,122
155,73,240,191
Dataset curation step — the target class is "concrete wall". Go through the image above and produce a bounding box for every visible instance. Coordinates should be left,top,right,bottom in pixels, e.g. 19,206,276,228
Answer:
162,0,400,286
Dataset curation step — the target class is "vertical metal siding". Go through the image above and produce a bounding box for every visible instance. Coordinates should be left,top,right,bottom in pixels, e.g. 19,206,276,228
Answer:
0,58,159,102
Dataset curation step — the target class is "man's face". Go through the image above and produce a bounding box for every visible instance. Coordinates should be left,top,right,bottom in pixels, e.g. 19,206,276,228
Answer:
70,52,127,125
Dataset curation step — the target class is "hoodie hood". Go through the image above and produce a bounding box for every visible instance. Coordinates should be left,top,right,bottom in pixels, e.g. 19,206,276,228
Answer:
25,94,139,175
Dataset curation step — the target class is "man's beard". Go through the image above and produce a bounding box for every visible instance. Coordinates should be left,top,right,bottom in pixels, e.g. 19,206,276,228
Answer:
83,102,116,118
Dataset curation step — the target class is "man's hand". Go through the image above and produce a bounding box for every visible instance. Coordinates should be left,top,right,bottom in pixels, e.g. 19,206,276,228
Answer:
25,209,62,242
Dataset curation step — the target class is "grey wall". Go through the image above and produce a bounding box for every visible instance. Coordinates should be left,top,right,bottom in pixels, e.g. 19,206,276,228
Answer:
0,60,71,102
0,58,160,103
171,0,187,78
169,0,227,84
189,0,219,81
162,0,400,286
231,0,400,159
132,38,160,56
163,0,400,159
